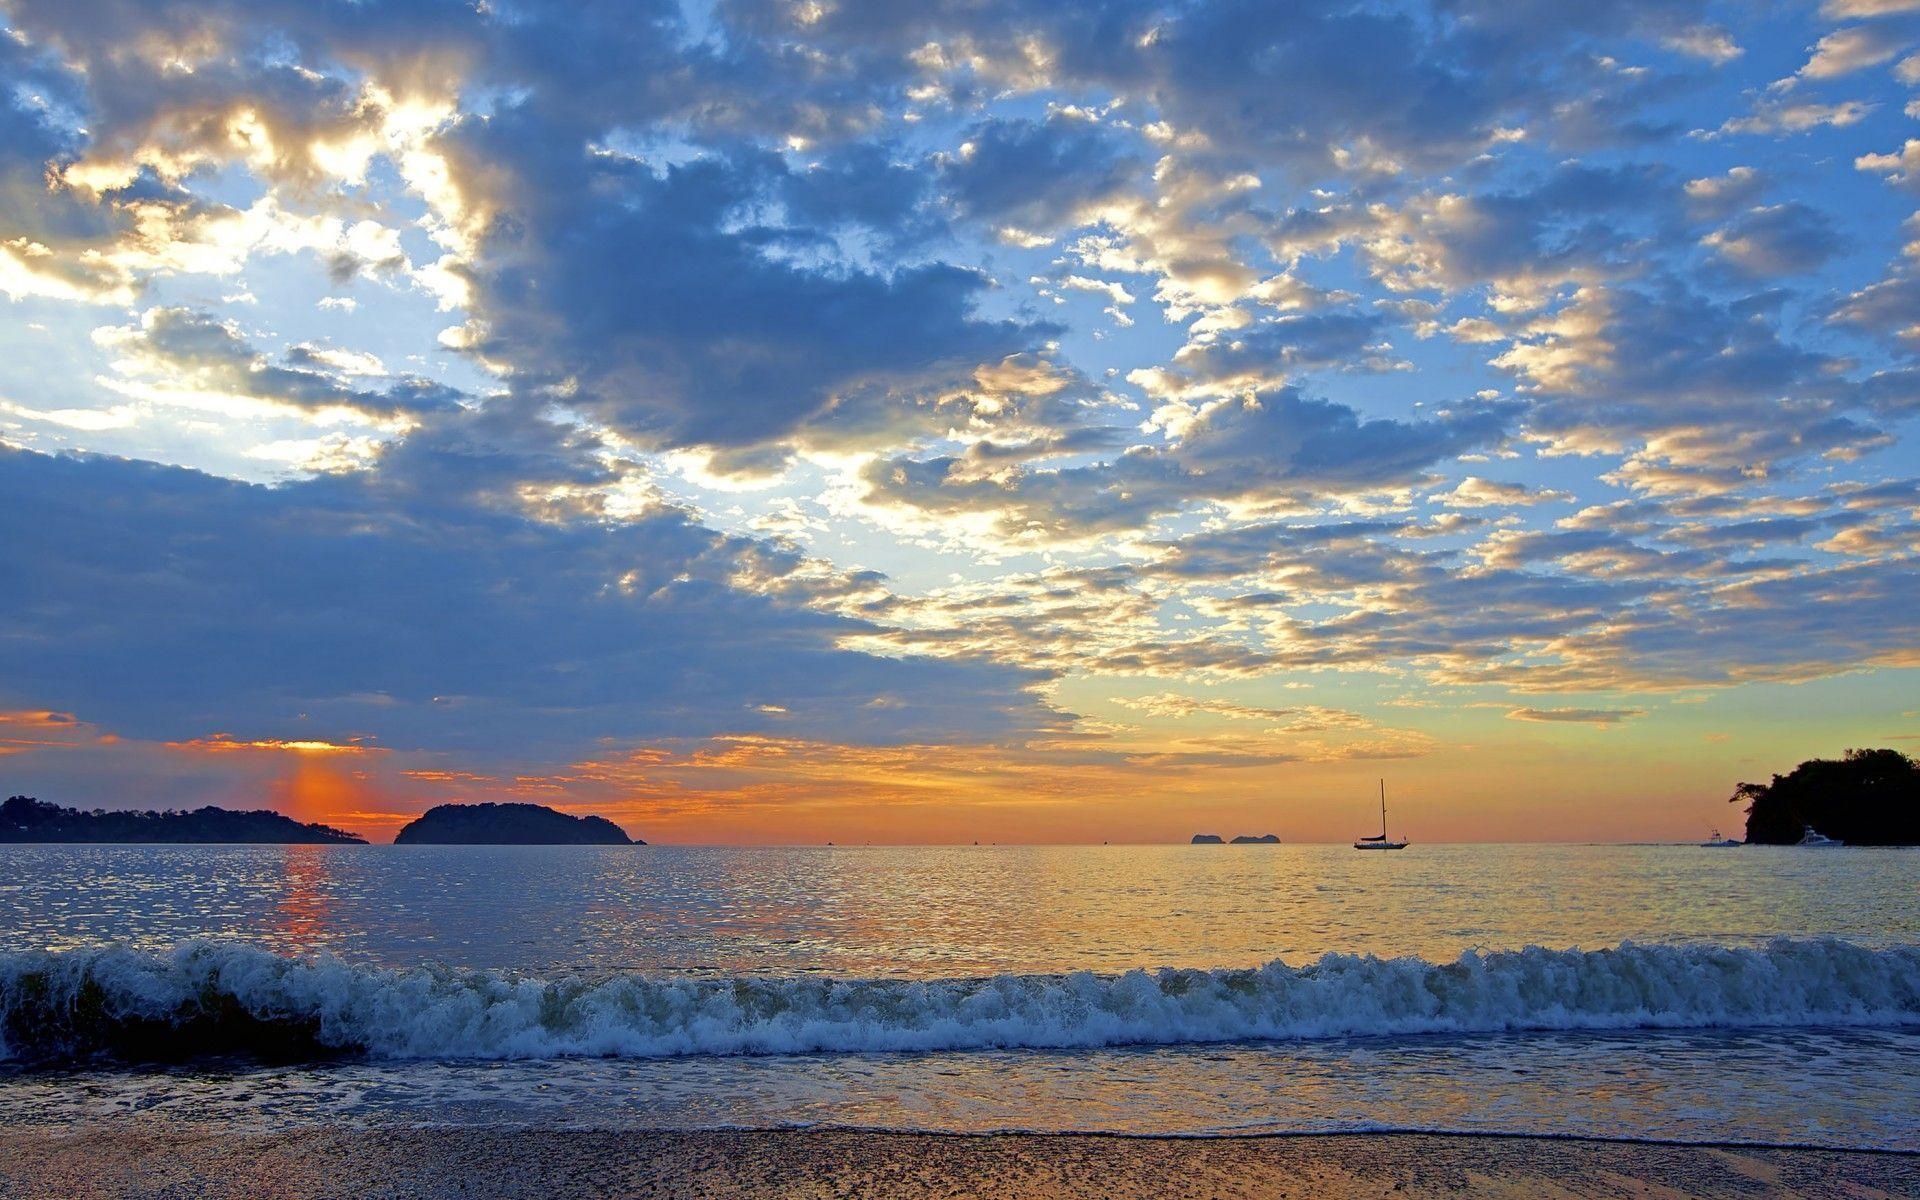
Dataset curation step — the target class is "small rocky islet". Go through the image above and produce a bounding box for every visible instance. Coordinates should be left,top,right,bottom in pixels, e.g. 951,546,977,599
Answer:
393,801,640,845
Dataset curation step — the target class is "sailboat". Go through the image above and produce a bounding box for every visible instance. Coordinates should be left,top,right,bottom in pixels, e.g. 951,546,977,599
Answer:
1353,780,1409,850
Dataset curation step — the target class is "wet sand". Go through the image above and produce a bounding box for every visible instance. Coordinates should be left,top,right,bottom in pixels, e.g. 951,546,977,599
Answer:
0,1128,1915,1199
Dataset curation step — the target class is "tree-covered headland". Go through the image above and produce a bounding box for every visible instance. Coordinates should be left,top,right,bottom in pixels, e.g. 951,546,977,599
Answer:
1731,749,1920,846
1,795,366,843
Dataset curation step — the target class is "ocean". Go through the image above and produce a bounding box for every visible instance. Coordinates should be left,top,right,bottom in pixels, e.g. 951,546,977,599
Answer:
2,844,1916,1150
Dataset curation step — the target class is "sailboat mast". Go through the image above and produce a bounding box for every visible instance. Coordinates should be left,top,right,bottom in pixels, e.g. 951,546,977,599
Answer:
1379,779,1387,838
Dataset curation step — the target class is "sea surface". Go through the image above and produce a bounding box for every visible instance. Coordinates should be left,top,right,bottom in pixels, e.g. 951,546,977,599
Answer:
1,843,1916,1149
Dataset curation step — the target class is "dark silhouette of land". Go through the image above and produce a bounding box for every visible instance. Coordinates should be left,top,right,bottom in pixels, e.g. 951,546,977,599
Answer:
1732,748,1920,845
0,795,365,844
394,801,639,845
1190,833,1281,843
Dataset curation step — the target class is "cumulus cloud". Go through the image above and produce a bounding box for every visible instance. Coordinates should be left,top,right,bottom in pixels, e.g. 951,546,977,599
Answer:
1855,139,1920,188
1684,166,1768,219
1796,24,1910,79
1701,203,1843,277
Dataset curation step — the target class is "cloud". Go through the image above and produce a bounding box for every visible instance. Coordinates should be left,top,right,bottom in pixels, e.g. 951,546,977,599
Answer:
1506,707,1647,725
1165,391,1512,494
1824,1,1920,16
1796,25,1910,79
0,35,148,304
1497,282,1886,479
1831,268,1920,344
1112,692,1374,731
1114,694,1301,722
91,307,461,430
0,415,1058,759
1474,557,1920,691
1663,26,1744,63
1684,166,1768,219
443,123,1044,456
1855,139,1920,188
834,563,1280,680
1128,312,1398,402
856,388,1514,545
1435,477,1571,508
1111,470,1920,699
1711,99,1874,136
1359,163,1674,303
940,114,1143,236
1701,203,1843,277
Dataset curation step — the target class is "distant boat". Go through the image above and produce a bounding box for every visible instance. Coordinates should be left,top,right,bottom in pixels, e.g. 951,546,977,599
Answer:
1797,825,1844,847
1354,780,1409,850
1700,828,1742,847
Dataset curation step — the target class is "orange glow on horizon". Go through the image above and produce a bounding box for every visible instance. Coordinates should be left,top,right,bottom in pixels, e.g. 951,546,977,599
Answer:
266,758,389,835
6,707,1905,846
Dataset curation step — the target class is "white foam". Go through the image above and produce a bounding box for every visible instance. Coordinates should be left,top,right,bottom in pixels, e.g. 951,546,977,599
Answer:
3,939,1917,1062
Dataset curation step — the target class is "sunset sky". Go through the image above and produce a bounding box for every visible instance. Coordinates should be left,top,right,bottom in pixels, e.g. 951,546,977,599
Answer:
2,0,1918,843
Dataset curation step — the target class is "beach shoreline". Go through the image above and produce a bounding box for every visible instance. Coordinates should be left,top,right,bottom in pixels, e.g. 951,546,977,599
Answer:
1,1127,1914,1199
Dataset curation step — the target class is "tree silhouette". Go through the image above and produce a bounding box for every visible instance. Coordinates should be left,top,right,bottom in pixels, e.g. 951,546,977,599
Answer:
1730,749,1920,845
2,795,365,843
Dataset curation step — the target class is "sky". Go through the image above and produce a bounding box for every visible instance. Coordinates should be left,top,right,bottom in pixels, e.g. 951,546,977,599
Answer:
1,0,1917,844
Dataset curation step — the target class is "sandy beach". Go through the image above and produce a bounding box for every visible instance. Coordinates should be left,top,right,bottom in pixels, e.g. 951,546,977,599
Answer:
0,1128,1913,1199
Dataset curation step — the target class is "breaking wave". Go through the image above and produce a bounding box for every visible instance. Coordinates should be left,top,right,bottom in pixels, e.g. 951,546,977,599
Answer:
3,939,1917,1066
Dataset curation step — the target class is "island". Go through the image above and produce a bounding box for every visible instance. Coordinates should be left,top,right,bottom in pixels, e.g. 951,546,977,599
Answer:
1230,834,1282,844
394,801,640,845
1190,833,1224,844
1731,748,1920,846
0,795,366,844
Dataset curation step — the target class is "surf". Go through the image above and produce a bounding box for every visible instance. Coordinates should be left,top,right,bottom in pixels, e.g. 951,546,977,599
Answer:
3,938,1917,1067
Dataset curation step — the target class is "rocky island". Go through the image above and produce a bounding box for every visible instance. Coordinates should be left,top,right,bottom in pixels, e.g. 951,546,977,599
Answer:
0,795,365,843
394,801,640,845
1731,748,1920,845
1190,833,1281,844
